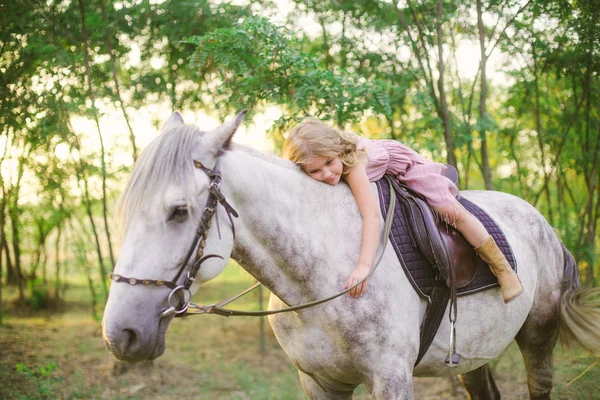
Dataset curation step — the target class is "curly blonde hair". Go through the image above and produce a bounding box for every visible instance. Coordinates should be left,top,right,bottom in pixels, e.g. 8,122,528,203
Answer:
282,118,365,174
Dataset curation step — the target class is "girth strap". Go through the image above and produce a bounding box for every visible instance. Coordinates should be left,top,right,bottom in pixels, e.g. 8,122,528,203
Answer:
415,283,449,366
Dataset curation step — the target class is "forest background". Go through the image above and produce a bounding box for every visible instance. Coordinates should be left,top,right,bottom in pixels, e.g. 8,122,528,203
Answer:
0,0,599,398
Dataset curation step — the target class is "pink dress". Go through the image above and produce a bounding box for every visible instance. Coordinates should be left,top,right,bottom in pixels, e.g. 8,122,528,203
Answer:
357,138,459,208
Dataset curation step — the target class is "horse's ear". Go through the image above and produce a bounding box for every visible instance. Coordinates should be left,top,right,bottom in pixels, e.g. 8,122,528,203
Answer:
161,111,185,132
203,110,248,151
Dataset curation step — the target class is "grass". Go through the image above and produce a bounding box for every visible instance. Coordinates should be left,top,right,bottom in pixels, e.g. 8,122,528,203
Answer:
1,262,599,399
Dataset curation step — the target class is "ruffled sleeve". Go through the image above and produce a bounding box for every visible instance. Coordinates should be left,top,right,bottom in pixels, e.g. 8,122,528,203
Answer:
358,139,389,182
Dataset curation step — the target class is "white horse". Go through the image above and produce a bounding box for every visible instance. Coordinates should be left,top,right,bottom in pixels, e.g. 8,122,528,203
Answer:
102,112,600,399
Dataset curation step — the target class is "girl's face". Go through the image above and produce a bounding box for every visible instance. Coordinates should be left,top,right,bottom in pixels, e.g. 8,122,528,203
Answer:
303,154,343,186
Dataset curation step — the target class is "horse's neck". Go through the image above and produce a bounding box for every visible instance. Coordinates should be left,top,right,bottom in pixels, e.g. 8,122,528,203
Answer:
222,148,363,305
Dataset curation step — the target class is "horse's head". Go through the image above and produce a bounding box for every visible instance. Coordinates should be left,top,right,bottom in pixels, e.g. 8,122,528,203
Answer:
102,111,246,363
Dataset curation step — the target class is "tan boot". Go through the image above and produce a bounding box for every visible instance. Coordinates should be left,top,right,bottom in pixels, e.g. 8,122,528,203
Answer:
475,236,523,303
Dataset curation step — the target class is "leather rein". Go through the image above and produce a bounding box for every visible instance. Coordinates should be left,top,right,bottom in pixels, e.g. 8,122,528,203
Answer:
110,160,396,318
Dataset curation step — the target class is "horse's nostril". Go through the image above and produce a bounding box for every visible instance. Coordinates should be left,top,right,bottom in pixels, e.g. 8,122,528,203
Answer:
120,328,140,354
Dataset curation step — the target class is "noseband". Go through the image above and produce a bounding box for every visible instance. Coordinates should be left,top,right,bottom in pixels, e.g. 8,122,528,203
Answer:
109,159,238,318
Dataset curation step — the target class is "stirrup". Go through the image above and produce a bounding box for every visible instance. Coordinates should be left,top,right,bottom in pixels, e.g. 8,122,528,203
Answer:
444,320,462,367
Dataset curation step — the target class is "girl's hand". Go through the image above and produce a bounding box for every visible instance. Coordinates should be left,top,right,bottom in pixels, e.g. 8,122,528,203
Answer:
345,162,380,299
344,264,371,298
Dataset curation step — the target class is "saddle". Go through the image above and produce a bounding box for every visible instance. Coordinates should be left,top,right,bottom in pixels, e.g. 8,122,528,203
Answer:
376,169,517,367
390,178,478,290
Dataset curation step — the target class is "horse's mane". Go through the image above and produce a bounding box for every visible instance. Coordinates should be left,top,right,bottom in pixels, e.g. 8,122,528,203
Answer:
119,124,300,230
230,142,298,171
119,125,204,230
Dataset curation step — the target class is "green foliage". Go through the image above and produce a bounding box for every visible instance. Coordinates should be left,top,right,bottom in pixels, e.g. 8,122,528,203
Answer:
1,0,599,307
15,362,60,400
185,17,409,130
496,0,600,261
26,279,51,310
115,0,252,110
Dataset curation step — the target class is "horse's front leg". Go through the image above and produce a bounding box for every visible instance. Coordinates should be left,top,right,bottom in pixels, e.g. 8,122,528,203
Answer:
368,363,415,400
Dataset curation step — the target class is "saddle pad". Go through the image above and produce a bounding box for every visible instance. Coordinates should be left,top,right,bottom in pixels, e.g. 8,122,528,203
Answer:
376,177,517,300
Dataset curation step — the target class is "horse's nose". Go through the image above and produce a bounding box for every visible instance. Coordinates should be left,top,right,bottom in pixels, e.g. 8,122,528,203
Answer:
103,325,144,358
102,286,167,362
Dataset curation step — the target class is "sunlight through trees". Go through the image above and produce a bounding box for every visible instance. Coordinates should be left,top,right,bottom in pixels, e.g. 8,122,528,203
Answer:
0,0,598,318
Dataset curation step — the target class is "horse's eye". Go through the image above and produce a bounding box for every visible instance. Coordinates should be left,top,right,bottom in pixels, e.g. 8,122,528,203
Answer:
169,206,188,222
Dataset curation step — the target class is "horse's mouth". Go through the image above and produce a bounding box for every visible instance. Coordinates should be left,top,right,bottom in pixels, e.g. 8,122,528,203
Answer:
103,312,172,363
147,315,170,360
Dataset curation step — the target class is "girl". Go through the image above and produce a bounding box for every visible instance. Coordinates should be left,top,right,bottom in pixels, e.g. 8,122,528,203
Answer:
282,118,523,303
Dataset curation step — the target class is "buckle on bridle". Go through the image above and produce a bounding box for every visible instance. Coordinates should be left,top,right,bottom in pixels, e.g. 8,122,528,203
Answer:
186,271,196,282
209,182,225,202
161,285,191,318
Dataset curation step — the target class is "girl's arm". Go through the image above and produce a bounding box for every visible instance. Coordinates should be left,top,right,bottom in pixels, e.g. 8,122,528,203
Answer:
344,162,381,298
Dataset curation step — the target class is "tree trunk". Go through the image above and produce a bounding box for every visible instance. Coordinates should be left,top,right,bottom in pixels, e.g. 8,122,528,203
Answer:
41,247,47,284
531,39,553,224
1,233,13,285
476,0,493,190
0,200,3,325
54,220,62,302
99,0,138,162
78,165,109,300
0,185,11,285
340,12,348,70
583,6,599,285
10,156,25,300
30,221,48,281
69,217,98,320
78,0,116,272
584,171,597,285
435,0,456,168
319,16,333,70
85,260,98,320
63,92,109,299
386,115,398,141
508,134,526,196
556,170,567,237
392,0,441,131
1,171,14,286
0,137,7,322
583,97,598,285
592,175,600,284
0,235,2,325
573,15,598,283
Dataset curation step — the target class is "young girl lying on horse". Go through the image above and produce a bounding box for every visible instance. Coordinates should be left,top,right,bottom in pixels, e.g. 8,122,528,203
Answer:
282,118,523,303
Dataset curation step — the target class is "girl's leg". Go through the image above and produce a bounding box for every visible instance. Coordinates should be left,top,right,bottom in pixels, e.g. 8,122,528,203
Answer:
433,201,523,303
434,201,488,248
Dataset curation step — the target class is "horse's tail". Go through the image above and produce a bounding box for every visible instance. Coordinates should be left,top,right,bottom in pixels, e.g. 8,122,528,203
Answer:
558,242,600,354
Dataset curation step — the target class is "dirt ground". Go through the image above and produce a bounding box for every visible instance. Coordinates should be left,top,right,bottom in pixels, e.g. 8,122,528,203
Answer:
0,297,597,399
0,312,456,399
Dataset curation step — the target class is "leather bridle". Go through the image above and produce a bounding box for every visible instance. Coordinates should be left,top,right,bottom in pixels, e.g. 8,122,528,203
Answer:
110,158,396,319
109,159,239,318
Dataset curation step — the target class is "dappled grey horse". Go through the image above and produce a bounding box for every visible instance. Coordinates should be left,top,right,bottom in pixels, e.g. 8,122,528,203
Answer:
102,112,600,399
